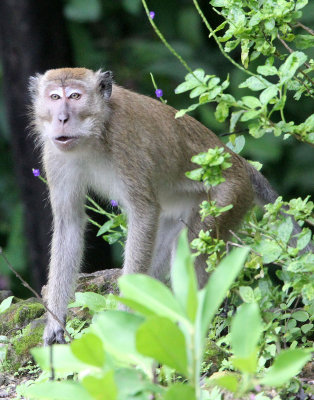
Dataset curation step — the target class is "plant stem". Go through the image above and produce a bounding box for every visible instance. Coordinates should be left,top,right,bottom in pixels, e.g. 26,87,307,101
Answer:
192,0,258,78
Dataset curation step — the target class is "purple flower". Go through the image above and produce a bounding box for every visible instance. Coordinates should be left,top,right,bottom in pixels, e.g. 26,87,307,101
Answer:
110,200,118,207
32,169,40,177
155,89,163,98
149,11,155,19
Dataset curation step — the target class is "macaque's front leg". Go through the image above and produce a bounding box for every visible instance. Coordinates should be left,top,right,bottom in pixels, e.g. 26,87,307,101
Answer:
43,181,87,345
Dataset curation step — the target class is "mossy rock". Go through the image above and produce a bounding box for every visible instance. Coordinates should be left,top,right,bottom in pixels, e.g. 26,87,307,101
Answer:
202,339,226,375
2,318,45,373
0,298,45,336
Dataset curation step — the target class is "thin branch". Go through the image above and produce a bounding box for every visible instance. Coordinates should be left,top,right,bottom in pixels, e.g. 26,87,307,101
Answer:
295,22,314,36
0,247,72,342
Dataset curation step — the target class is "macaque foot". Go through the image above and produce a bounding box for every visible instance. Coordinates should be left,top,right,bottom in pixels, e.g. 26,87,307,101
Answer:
43,321,67,345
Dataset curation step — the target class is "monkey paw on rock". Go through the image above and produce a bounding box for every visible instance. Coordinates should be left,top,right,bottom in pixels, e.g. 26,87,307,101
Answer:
43,320,67,345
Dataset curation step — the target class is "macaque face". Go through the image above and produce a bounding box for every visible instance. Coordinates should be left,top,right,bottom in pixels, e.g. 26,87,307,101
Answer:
31,68,112,151
43,81,89,150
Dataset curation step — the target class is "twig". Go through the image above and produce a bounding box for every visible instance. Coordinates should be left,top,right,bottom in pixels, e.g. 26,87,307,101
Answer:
0,247,72,342
49,345,55,381
295,22,314,36
229,230,261,257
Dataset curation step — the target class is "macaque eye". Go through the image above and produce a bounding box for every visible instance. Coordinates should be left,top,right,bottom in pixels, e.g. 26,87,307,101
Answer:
50,93,61,100
69,92,81,100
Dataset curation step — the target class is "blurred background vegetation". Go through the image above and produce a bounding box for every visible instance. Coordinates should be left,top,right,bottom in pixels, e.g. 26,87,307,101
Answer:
0,0,313,296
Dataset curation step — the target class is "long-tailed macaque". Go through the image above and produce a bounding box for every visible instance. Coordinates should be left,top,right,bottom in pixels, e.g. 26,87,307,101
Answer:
29,68,290,344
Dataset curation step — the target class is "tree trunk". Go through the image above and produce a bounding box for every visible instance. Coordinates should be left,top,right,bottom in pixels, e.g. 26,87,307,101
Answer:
0,0,73,290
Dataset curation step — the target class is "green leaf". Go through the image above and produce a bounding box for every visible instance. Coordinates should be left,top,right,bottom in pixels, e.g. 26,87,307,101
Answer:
261,349,312,387
279,51,308,83
163,383,196,400
232,350,258,374
295,0,308,11
64,0,101,22
31,345,90,373
295,34,314,49
189,85,208,99
212,373,240,392
118,274,185,323
198,248,249,339
21,382,93,400
175,81,200,94
260,86,278,105
226,135,245,154
215,102,229,123
210,0,227,6
239,76,268,91
230,110,245,132
68,292,108,313
0,296,13,314
171,229,198,322
242,96,261,109
231,303,262,358
239,286,255,303
200,86,222,103
97,219,114,236
277,218,293,243
255,240,282,263
136,316,188,375
70,333,105,367
257,65,278,76
82,371,117,400
240,110,261,122
92,311,150,369
291,311,309,322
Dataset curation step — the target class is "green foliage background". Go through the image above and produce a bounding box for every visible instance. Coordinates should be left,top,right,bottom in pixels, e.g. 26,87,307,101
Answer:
0,0,313,286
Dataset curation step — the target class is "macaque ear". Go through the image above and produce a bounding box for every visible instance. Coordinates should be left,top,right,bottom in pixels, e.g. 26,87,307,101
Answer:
98,70,113,99
29,73,42,101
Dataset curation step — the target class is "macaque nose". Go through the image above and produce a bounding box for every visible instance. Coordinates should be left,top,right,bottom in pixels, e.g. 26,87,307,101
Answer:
58,112,69,124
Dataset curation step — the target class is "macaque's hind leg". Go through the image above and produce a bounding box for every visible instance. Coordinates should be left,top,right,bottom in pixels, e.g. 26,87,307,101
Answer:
149,215,185,283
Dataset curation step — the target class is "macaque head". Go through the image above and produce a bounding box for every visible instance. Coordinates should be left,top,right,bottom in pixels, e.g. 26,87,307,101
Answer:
29,68,113,150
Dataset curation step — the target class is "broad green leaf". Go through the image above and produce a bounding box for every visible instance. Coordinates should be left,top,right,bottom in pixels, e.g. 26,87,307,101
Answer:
64,0,101,22
92,311,150,369
257,65,278,76
260,86,278,104
215,102,229,122
261,349,312,387
211,373,239,392
31,345,89,373
118,274,185,323
226,135,245,154
163,383,196,400
255,240,282,263
115,368,162,399
291,311,309,322
240,110,261,121
231,303,262,358
279,51,307,83
82,370,117,400
239,286,255,303
295,0,308,11
200,86,222,103
136,316,188,376
21,381,93,400
297,228,312,250
190,85,208,99
198,248,249,339
277,218,293,243
68,292,108,313
171,229,198,322
232,350,258,374
210,0,227,6
242,96,261,109
304,114,314,130
70,332,105,367
175,80,200,94
0,296,13,314
239,76,268,91
97,219,114,236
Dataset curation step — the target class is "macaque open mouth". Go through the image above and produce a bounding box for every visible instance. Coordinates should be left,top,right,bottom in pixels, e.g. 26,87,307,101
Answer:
55,136,78,143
